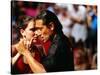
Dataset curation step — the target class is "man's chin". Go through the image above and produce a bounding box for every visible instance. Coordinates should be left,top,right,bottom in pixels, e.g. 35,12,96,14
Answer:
42,39,49,43
37,37,48,43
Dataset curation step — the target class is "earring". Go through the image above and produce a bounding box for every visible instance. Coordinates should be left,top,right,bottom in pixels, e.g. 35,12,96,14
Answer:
23,35,26,38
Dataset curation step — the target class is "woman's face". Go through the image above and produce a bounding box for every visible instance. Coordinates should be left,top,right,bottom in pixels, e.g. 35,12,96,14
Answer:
22,20,35,41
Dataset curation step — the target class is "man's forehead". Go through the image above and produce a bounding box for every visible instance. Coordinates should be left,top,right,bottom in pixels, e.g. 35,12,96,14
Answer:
35,19,44,27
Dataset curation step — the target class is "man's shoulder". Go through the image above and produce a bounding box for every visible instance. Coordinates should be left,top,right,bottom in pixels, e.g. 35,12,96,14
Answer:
53,34,69,46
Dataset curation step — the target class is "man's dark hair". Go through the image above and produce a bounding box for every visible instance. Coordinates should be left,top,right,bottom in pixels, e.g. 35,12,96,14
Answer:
35,10,63,35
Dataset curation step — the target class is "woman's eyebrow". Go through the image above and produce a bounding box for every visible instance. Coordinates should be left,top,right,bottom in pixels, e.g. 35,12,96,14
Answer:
30,28,36,31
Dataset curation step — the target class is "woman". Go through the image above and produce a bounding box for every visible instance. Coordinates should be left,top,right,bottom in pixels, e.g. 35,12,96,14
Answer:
11,15,46,74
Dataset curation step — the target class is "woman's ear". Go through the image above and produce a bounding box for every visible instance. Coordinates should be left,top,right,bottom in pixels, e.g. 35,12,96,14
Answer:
49,22,54,31
20,29,25,38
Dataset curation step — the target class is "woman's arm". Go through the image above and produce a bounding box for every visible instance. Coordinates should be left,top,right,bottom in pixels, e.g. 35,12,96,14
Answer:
11,52,21,66
16,39,46,73
11,45,21,66
23,50,46,73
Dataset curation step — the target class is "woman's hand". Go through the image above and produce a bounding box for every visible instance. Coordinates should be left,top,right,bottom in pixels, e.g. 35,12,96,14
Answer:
16,39,28,55
16,38,33,54
16,37,36,55
16,39,46,73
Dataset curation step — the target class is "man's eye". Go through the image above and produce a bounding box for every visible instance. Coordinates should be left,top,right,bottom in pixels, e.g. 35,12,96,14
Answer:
35,27,43,30
39,27,43,30
39,28,42,30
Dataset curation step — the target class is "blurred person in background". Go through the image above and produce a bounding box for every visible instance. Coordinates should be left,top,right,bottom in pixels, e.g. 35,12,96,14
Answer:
71,5,87,44
57,5,75,48
24,1,39,17
47,3,56,13
86,5,97,55
91,53,97,69
47,3,61,15
73,40,91,70
85,5,97,69
11,1,26,23
57,5,73,38
36,3,48,14
12,1,39,20
64,4,94,70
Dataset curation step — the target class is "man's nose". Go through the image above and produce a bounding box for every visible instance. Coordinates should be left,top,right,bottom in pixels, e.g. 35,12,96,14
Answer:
35,30,41,37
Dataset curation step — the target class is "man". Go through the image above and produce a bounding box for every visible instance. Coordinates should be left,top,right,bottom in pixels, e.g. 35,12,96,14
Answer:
34,10,74,72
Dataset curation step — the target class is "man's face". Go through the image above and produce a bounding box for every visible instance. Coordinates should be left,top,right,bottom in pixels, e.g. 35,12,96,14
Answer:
35,19,52,43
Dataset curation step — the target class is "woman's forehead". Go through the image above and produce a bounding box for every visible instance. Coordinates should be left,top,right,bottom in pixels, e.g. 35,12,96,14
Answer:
27,20,35,28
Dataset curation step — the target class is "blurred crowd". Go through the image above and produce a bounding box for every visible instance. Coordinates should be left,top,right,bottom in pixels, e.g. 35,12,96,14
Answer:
11,1,97,71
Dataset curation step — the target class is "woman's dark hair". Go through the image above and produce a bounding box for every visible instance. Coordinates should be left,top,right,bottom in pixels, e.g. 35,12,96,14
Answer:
35,10,63,34
16,15,34,38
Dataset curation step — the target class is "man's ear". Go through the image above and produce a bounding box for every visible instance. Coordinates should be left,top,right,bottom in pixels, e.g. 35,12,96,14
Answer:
49,22,54,31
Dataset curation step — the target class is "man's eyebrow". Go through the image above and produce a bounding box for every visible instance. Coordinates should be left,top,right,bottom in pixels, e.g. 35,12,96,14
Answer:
30,27,42,31
34,27,43,29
